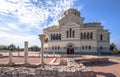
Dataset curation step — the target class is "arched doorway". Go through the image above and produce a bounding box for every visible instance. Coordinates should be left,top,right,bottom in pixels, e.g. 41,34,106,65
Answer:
67,45,74,54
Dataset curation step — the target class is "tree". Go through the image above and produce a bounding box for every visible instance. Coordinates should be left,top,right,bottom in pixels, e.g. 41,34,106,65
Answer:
8,44,16,51
29,45,40,51
110,43,119,53
110,43,116,52
0,45,4,50
16,46,20,51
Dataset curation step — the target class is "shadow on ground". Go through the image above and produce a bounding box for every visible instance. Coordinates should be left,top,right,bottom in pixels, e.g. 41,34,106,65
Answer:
84,61,119,67
95,72,117,77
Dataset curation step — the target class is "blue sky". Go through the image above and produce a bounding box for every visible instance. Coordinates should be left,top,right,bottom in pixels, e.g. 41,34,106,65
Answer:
0,0,120,49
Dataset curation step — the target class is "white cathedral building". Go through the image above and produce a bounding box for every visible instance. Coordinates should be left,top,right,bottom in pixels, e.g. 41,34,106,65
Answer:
41,8,110,54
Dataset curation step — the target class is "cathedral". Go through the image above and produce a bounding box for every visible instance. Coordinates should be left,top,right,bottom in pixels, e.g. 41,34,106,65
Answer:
41,8,110,54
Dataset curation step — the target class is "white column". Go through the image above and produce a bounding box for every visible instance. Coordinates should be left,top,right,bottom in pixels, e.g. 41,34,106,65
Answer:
39,34,45,65
9,51,14,64
41,39,44,65
24,41,29,64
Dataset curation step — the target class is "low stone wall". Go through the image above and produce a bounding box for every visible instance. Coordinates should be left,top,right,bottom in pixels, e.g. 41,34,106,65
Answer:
0,58,96,77
0,54,2,57
75,57,109,65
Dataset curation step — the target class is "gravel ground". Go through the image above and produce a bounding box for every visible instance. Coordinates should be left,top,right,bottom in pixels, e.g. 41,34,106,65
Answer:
89,56,120,77
0,51,120,77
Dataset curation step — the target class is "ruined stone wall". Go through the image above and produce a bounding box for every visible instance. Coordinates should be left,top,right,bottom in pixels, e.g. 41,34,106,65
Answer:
0,58,96,77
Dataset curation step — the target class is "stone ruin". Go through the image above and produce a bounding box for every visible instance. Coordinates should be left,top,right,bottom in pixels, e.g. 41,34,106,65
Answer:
0,39,109,77
0,58,96,77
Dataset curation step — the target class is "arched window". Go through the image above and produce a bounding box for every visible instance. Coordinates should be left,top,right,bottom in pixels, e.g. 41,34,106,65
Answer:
90,32,93,39
70,28,72,38
73,30,75,38
75,13,76,15
58,46,60,50
53,34,55,40
52,46,54,50
100,46,102,50
82,46,84,50
100,34,103,41
81,33,83,39
51,34,53,40
87,33,89,39
59,34,61,40
84,33,86,39
55,46,57,50
56,34,58,40
66,31,68,38
89,46,91,50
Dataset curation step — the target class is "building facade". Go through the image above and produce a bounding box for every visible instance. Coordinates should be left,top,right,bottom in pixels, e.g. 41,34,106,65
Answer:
41,8,110,54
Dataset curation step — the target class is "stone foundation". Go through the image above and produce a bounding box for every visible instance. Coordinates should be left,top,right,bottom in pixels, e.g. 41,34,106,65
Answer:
0,58,96,77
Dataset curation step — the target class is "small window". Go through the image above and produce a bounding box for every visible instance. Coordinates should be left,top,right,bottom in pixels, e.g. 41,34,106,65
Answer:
51,34,53,40
90,32,93,39
82,46,84,50
66,31,68,38
59,34,61,40
69,28,72,38
75,13,76,15
55,46,57,50
100,46,102,50
52,46,54,50
87,33,89,39
58,46,60,50
89,46,91,50
81,33,83,39
73,30,75,38
84,33,86,39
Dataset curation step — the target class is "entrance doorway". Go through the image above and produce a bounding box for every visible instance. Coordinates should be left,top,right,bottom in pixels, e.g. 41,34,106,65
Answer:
67,45,74,54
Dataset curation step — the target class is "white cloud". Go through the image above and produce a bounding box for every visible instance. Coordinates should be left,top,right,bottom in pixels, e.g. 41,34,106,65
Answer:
0,0,78,27
0,0,84,47
0,26,11,31
0,31,40,48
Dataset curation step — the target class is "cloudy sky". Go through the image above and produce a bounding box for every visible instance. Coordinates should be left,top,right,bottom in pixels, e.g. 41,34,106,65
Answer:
0,0,120,48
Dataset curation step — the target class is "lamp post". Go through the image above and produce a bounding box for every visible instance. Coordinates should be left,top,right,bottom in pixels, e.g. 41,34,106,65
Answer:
39,34,45,66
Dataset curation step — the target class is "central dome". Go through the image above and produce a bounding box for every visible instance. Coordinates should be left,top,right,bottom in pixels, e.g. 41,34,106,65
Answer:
62,8,80,17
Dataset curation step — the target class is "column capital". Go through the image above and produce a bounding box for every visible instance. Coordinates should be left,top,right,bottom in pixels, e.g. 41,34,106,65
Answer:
39,34,46,40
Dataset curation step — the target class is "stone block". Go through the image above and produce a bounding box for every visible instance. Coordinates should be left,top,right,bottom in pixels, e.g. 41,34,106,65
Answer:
41,69,51,75
51,70,58,76
75,70,82,76
58,71,66,77
82,71,96,77
0,69,1,77
66,71,75,76
19,72,27,77
12,73,18,77
35,68,41,75
44,76,50,77
35,74,40,77
26,73,35,77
